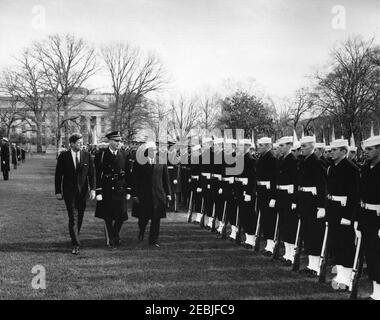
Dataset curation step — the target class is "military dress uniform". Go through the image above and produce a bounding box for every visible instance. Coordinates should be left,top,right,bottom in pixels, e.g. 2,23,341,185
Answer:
199,145,214,228
357,135,380,299
1,138,10,180
167,149,181,212
189,146,203,223
326,143,360,289
256,149,278,253
296,139,327,274
275,151,298,263
234,147,257,247
94,133,131,247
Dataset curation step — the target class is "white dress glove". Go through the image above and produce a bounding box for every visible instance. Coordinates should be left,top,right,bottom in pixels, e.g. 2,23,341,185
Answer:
96,194,103,201
269,199,276,208
291,203,296,210
173,179,178,184
340,218,351,226
244,194,251,201
126,194,131,200
317,208,325,219
218,188,223,194
196,188,202,193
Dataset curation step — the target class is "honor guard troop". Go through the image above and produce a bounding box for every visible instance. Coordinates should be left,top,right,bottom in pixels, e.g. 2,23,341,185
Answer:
51,128,379,300
185,134,380,300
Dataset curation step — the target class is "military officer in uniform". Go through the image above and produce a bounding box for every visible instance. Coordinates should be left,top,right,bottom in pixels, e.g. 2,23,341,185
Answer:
326,139,360,290
296,135,327,276
1,137,10,180
256,137,278,256
356,135,380,300
94,131,132,248
275,136,298,265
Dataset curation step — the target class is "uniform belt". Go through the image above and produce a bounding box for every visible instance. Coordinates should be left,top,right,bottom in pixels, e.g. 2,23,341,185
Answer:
201,173,211,179
277,184,294,194
213,174,222,180
223,177,234,184
191,175,199,180
327,194,347,207
257,181,270,189
361,201,380,215
168,166,174,169
235,177,248,185
298,186,317,195
103,173,125,180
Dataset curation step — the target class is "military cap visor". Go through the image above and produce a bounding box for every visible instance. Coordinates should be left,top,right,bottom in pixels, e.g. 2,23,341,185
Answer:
106,131,122,141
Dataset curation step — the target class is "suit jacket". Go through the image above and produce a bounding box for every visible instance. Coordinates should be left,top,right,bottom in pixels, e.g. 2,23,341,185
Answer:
55,149,95,200
132,160,171,220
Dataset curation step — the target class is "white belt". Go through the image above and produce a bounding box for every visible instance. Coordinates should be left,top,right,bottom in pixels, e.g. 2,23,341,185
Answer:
223,177,234,184
168,166,174,169
201,173,211,179
191,175,199,180
277,184,294,194
213,174,222,180
236,177,248,185
328,195,347,207
298,186,317,195
257,181,270,189
361,201,380,215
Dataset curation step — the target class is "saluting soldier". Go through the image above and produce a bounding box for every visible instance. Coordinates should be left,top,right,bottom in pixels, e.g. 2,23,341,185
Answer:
1,138,10,180
356,135,380,300
296,135,327,276
94,131,132,248
275,136,298,265
256,137,278,256
326,139,360,290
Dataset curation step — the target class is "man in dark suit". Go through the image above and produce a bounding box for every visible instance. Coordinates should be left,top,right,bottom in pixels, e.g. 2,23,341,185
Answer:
1,138,10,180
94,131,131,248
55,133,96,255
132,141,171,248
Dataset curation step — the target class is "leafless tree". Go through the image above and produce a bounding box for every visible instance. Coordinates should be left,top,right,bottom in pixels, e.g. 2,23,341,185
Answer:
32,34,97,149
198,94,221,131
168,97,200,142
101,43,167,140
143,99,170,141
314,36,380,141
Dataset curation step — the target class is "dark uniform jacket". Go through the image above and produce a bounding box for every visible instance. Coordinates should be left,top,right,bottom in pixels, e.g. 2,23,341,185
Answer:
1,144,10,172
55,149,95,200
275,152,298,209
94,148,131,221
256,150,277,202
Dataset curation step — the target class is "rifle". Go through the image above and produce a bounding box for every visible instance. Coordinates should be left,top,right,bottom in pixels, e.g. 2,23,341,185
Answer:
272,212,280,260
318,221,329,283
199,197,206,228
186,191,193,223
221,200,228,240
235,206,242,245
349,235,362,300
292,217,302,271
174,193,177,212
210,203,217,232
253,207,262,252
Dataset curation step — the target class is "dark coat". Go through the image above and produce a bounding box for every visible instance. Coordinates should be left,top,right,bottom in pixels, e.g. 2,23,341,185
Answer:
55,149,95,201
132,161,171,220
1,143,10,172
11,146,17,165
94,148,131,221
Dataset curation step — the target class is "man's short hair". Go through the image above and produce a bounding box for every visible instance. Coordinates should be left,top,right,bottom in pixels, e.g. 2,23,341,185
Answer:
69,133,83,144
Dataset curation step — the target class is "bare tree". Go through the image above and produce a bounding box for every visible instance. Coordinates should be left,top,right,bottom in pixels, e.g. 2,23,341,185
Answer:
143,99,170,141
101,43,167,140
198,94,221,131
168,97,200,142
32,34,97,149
314,36,380,141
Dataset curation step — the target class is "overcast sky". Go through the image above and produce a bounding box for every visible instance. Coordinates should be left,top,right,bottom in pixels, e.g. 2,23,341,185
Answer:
0,0,379,102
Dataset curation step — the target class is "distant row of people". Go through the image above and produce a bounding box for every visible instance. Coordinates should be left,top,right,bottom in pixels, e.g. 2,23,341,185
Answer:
0,138,28,180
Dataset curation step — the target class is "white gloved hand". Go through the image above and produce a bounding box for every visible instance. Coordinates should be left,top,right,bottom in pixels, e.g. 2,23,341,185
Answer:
173,179,178,184
96,194,103,201
126,194,131,200
291,203,296,210
196,188,202,193
188,178,191,183
355,229,362,239
340,218,351,226
218,188,223,194
317,208,325,219
89,190,96,200
269,199,276,208
167,195,172,202
378,229,380,239
244,194,251,201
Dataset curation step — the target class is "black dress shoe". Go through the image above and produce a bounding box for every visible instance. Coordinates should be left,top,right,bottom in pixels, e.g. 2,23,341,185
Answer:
244,244,253,249
71,246,79,255
299,268,317,277
261,249,272,257
283,260,293,267
138,232,144,242
149,243,160,248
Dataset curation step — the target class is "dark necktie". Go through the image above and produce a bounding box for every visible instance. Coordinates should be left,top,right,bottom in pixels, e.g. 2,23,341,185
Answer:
75,152,79,169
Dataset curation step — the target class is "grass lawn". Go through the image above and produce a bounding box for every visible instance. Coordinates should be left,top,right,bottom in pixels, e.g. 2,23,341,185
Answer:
0,154,372,300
